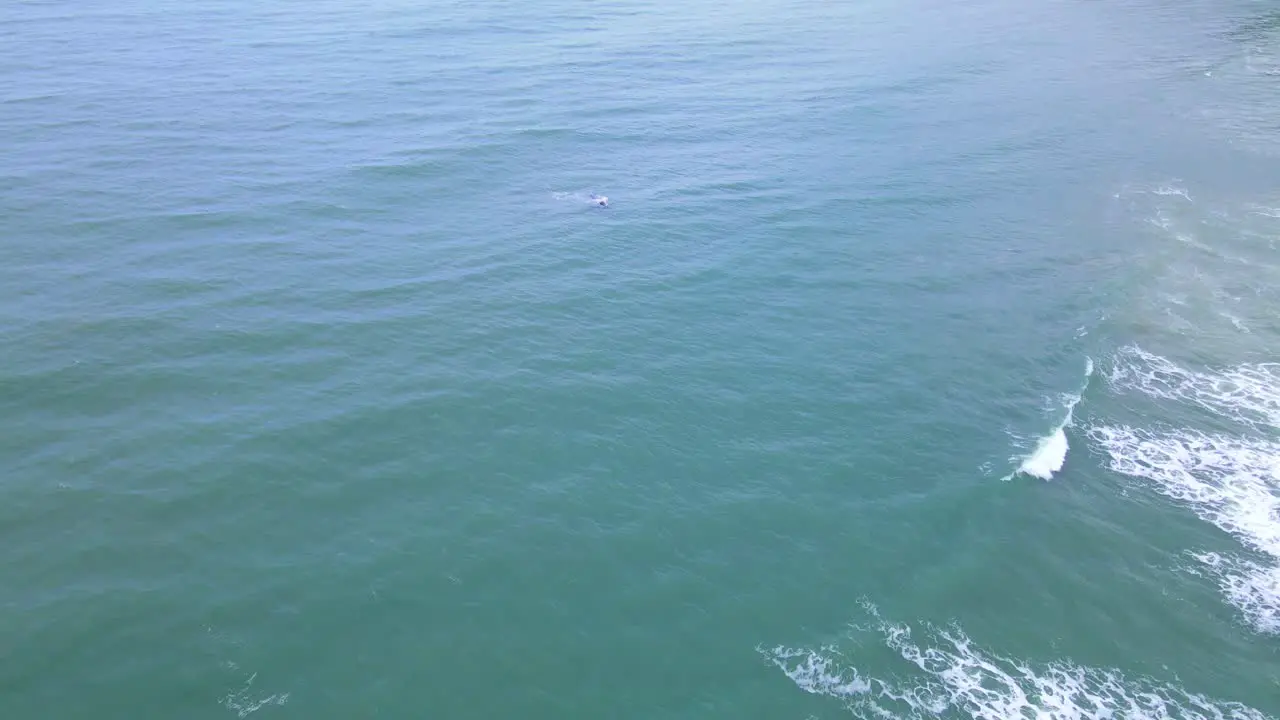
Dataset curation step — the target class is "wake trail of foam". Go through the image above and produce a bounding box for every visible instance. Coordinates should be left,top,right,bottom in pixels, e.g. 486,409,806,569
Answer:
763,612,1272,720
552,190,610,207
1011,357,1094,481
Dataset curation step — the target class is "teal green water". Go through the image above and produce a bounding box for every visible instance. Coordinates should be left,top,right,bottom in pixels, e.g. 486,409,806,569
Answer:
3,0,1279,717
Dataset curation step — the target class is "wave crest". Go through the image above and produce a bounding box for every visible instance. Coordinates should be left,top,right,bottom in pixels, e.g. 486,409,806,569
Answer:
1009,357,1094,481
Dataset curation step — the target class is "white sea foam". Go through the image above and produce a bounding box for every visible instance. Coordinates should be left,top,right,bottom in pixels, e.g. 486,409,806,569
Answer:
222,672,289,718
1107,346,1280,431
1087,424,1280,633
1193,551,1280,634
552,190,610,207
1126,193,1278,344
1017,425,1071,481
1222,312,1251,334
763,614,1271,720
1010,358,1094,481
1119,181,1194,204
768,645,872,698
1102,184,1280,627
1152,185,1194,202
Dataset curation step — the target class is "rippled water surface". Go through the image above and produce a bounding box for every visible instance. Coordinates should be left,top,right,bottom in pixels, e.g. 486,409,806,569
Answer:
2,0,1278,717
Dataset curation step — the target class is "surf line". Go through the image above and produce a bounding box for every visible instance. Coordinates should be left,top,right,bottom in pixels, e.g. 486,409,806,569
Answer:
1005,357,1095,481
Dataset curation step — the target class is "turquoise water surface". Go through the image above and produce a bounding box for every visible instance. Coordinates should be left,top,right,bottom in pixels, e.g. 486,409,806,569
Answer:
2,0,1279,718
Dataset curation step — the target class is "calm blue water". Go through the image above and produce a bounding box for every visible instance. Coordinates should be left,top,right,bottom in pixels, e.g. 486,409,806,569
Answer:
2,0,1278,718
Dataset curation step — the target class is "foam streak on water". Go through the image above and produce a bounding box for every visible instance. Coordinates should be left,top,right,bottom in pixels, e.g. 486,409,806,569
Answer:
764,612,1272,720
1090,348,1280,633
221,673,290,719
1088,424,1280,633
1108,347,1280,431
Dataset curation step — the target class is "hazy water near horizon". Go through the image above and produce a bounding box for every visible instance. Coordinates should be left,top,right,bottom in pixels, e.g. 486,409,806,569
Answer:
2,0,1279,718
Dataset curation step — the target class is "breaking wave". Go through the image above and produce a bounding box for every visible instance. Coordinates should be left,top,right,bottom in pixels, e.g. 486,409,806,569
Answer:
1008,358,1094,481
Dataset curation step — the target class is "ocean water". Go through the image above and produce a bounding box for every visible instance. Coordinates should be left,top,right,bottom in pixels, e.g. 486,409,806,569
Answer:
2,0,1278,717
